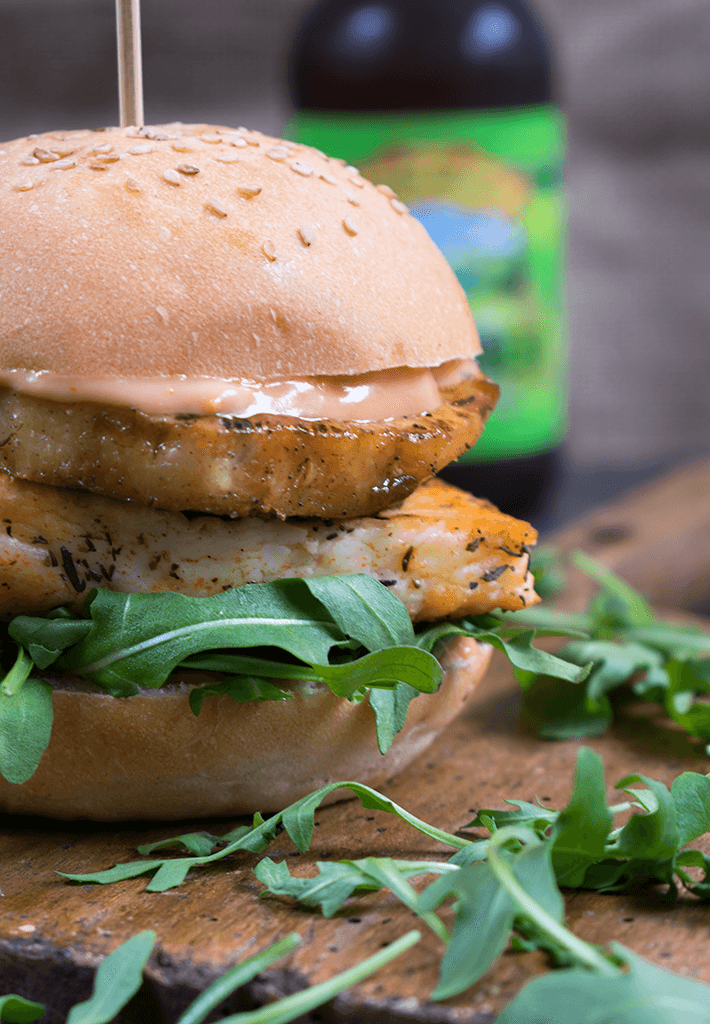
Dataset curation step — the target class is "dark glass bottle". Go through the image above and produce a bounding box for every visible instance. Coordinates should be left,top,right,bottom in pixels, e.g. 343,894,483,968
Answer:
289,0,566,524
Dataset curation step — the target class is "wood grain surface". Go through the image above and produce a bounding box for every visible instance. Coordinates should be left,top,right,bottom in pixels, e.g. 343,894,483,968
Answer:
2,458,710,1022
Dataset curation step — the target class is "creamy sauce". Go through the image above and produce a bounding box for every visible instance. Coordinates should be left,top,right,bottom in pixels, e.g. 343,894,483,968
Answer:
0,360,480,421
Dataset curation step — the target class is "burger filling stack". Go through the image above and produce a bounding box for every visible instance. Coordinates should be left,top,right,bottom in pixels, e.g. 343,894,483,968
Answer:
0,125,543,819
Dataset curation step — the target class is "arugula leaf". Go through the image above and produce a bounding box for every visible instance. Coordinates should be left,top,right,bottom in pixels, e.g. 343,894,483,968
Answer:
57,584,345,692
303,574,414,649
507,552,710,742
65,930,155,1024
189,677,293,715
522,674,614,740
571,550,654,628
467,798,558,834
550,748,614,886
528,545,567,599
421,846,535,998
175,934,301,1024
312,646,440,698
497,943,710,1024
58,780,470,891
8,615,91,670
217,930,421,1024
671,771,710,846
613,773,680,862
368,682,422,753
2,929,422,1024
255,856,453,919
416,618,589,685
0,648,53,785
454,749,710,899
189,652,439,750
0,996,45,1023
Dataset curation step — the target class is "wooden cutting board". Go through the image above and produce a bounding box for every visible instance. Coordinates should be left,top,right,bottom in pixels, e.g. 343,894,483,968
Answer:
2,459,710,1023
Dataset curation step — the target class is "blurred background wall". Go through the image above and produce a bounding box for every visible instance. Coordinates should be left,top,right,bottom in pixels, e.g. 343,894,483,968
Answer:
0,0,708,471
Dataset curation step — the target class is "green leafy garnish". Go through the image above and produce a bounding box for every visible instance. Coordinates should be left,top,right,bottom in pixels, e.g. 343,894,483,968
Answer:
0,647,53,785
58,779,471,891
0,571,587,785
55,750,710,1016
65,930,156,1024
497,944,710,1023
0,995,45,1023
528,544,567,599
2,928,420,1024
507,551,710,742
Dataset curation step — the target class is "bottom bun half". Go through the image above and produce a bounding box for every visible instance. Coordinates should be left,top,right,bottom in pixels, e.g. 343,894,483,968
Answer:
0,636,491,820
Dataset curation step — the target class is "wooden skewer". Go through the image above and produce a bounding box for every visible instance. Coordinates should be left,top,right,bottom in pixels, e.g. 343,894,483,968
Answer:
115,0,144,127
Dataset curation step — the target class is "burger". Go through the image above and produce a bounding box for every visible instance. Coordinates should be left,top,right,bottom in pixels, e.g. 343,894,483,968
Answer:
0,124,538,820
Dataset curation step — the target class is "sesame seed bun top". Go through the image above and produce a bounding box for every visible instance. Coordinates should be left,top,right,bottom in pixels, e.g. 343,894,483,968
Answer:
0,124,481,381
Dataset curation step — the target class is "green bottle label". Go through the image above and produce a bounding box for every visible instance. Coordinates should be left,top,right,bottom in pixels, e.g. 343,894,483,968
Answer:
292,106,567,462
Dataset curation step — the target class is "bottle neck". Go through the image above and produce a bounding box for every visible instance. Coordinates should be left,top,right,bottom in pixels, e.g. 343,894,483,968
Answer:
289,0,556,112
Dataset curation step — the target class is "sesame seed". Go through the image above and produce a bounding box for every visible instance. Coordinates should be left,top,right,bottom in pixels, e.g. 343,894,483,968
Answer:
156,305,170,322
391,198,408,214
237,185,262,199
171,139,199,152
15,181,35,192
50,158,76,170
177,163,200,175
343,216,359,236
291,160,314,177
267,146,289,161
377,183,396,198
298,224,315,246
129,143,154,155
245,138,260,147
262,240,278,261
163,169,181,185
344,165,359,174
349,176,366,188
214,152,240,163
158,227,171,242
201,133,222,144
125,177,142,191
270,308,277,323
229,138,248,148
33,148,59,163
94,152,122,163
22,156,40,165
89,161,109,171
92,144,113,154
344,191,361,206
319,173,338,185
140,127,168,140
52,144,76,157
124,126,142,137
206,198,228,218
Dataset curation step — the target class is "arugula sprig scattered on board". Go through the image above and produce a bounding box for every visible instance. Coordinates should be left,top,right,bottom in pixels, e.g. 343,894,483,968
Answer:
0,573,586,784
0,928,420,1024
56,749,710,1019
60,747,710,900
512,549,710,742
251,750,710,994
58,780,473,892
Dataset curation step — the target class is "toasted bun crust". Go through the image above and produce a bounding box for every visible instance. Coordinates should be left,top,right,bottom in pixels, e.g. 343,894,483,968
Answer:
0,125,480,380
0,636,491,820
